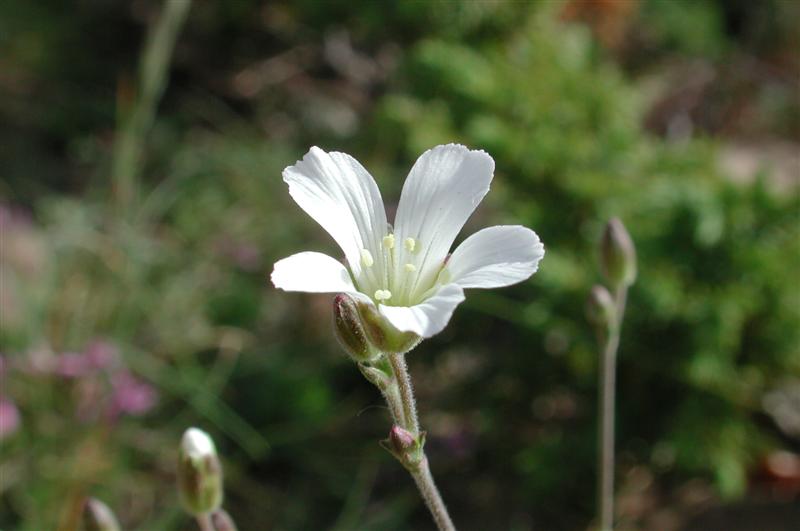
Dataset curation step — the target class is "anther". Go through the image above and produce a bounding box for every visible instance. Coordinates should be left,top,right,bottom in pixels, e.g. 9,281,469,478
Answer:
404,237,416,252
382,234,395,249
374,289,392,301
360,249,374,267
404,263,416,272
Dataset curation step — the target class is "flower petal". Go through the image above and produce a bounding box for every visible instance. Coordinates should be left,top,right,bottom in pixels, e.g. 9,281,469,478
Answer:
378,284,465,338
271,252,356,293
393,144,494,300
283,147,388,288
447,225,544,289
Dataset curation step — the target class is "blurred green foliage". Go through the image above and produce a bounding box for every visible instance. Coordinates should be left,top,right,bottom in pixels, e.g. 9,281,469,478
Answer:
1,1,798,530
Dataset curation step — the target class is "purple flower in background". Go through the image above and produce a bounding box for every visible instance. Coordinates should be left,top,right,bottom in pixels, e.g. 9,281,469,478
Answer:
56,352,93,378
84,340,118,370
0,396,20,440
110,371,158,417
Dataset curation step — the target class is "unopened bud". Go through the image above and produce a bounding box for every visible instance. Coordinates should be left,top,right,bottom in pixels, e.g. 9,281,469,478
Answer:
382,425,425,470
83,498,121,531
600,218,637,289
333,294,380,362
211,509,238,531
586,285,616,340
389,425,416,453
178,427,223,515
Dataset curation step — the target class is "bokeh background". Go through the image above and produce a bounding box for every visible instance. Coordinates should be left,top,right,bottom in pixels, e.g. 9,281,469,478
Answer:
1,1,799,530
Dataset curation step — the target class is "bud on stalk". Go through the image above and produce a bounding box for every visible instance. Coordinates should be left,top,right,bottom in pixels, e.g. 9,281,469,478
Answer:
333,294,380,362
586,285,617,342
177,427,223,516
600,218,637,290
83,498,121,531
382,425,426,470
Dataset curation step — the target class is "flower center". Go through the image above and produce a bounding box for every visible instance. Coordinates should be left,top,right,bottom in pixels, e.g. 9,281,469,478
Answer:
357,234,444,307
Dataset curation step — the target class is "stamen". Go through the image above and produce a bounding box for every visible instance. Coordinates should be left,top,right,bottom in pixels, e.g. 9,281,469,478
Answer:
360,249,374,268
374,289,392,301
382,234,395,249
404,263,416,272
404,237,416,253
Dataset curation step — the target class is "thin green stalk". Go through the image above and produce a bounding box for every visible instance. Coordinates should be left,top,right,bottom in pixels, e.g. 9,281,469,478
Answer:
111,0,192,213
597,287,627,531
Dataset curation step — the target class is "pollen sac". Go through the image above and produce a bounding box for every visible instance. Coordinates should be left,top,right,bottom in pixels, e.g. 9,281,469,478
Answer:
382,234,395,249
404,263,416,272
360,249,374,268
177,428,223,516
333,294,380,363
403,237,417,252
374,289,392,301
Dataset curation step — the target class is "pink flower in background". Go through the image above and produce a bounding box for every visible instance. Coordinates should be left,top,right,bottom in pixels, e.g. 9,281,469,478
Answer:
0,396,20,440
56,352,93,378
110,371,158,417
84,340,119,370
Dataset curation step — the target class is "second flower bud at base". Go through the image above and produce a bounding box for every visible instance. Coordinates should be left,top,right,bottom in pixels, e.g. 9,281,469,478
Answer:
333,293,422,357
178,428,223,516
333,294,380,362
381,425,426,471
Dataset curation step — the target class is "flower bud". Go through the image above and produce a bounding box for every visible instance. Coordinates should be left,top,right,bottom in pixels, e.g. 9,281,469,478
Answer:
586,285,616,340
389,425,416,454
381,425,425,470
212,509,239,531
600,218,636,289
178,427,223,515
83,498,121,531
333,294,380,362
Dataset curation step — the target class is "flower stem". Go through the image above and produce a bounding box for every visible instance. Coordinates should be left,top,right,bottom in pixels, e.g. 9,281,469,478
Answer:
597,287,627,531
388,353,419,435
382,353,455,530
410,457,456,531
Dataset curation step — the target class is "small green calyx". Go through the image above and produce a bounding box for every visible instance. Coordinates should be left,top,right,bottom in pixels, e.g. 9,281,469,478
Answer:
356,300,421,354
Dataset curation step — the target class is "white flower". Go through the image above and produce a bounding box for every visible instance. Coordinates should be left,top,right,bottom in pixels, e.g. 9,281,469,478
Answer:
271,144,544,338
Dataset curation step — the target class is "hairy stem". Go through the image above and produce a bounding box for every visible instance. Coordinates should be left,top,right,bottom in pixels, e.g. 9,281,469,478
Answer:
381,353,455,530
597,286,627,531
410,458,456,531
388,353,419,435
